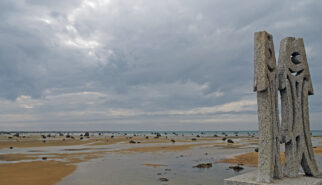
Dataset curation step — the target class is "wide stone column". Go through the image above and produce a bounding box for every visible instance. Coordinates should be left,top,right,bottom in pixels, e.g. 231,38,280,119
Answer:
278,37,319,177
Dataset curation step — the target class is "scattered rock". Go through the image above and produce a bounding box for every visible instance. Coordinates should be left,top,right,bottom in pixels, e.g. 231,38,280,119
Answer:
165,169,171,171
159,178,169,182
193,163,212,168
129,140,136,144
229,165,244,172
227,139,234,143
254,148,259,152
157,173,162,175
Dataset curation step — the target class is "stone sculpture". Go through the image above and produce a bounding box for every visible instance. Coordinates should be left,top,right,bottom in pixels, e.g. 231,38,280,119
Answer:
253,31,282,183
224,31,320,185
278,37,319,177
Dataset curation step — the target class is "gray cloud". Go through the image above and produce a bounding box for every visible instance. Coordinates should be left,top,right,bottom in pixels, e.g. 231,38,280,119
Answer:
0,0,321,130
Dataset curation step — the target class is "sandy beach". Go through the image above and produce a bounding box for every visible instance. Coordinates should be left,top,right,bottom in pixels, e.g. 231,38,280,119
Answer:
1,132,322,185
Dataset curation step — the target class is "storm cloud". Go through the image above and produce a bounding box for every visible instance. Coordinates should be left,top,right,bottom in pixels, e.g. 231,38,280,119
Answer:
0,0,321,130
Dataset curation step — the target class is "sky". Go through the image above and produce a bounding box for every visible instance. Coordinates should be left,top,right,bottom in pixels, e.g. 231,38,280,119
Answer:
0,0,321,131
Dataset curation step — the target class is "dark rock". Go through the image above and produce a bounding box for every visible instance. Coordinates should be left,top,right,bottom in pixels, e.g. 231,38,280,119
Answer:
9,146,13,149
159,178,169,182
222,137,227,141
80,137,84,140
41,135,47,139
229,165,244,172
191,138,197,141
42,157,47,160
165,169,171,171
111,135,114,138
8,137,12,139
196,135,200,138
227,139,234,143
193,163,212,168
157,173,162,175
171,139,176,143
13,133,19,137
129,140,136,144
213,134,218,137
43,140,46,143
84,132,90,137
254,148,259,152
145,136,149,139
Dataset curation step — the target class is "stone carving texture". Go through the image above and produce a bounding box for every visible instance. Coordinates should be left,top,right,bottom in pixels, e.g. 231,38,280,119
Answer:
254,31,282,183
278,37,319,177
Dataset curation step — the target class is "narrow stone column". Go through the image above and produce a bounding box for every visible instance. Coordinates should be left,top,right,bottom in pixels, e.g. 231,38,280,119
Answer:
278,37,319,177
254,31,282,183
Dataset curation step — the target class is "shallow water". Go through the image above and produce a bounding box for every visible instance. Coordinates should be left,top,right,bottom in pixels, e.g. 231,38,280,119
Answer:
58,145,255,185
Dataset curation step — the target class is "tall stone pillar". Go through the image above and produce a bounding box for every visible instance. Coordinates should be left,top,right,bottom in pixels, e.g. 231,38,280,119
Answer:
254,31,282,183
278,37,319,177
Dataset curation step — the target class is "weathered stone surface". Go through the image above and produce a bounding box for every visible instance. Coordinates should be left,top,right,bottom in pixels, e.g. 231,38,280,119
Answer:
224,171,322,185
278,37,319,177
254,31,282,183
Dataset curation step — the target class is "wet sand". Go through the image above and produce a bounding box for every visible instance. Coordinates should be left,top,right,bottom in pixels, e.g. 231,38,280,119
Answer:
1,133,321,185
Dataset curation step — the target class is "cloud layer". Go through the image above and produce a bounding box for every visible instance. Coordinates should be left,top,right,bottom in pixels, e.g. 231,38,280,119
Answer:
0,0,322,130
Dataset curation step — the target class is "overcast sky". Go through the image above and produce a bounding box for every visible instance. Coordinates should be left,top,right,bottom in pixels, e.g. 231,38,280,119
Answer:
0,0,321,131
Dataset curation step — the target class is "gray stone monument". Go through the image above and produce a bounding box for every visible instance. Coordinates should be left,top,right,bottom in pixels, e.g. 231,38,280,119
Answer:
278,37,319,177
253,31,282,183
224,31,321,185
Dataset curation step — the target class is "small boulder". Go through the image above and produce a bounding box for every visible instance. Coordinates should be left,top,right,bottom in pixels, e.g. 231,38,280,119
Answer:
227,139,234,143
129,140,136,144
159,178,169,182
254,148,259,152
193,163,212,168
229,165,244,172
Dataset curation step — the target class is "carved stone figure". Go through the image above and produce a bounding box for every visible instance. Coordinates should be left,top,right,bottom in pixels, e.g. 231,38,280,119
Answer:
278,37,319,177
254,31,282,183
